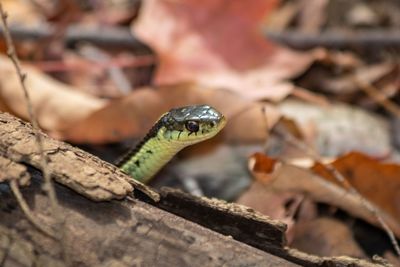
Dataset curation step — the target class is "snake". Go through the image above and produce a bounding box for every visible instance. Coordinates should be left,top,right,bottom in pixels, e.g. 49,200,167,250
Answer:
116,105,226,183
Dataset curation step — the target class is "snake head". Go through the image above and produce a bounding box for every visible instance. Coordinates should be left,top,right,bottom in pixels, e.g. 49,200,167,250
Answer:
161,104,226,145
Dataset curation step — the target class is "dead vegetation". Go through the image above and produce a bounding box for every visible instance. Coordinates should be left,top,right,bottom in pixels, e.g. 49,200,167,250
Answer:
1,0,400,266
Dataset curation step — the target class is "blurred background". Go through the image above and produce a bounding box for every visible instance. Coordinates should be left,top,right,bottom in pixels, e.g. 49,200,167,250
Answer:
0,0,400,264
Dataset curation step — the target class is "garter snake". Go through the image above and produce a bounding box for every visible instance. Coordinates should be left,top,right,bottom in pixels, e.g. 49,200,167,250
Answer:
116,105,226,183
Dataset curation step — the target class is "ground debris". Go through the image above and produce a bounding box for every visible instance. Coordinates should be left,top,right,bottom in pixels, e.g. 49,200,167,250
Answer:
0,155,30,186
0,175,296,267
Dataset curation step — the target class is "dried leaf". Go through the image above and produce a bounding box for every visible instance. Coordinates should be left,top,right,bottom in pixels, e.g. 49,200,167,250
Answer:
248,153,400,237
291,218,366,258
312,152,400,224
59,83,281,144
278,100,391,157
313,63,396,95
0,55,107,131
132,0,315,101
1,0,43,25
237,181,302,237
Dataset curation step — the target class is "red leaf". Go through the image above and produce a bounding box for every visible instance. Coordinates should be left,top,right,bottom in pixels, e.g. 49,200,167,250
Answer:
133,0,315,101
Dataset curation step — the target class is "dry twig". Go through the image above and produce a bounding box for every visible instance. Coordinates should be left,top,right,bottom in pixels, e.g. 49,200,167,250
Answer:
1,24,400,50
9,180,57,238
268,30,400,50
0,3,68,263
354,76,400,118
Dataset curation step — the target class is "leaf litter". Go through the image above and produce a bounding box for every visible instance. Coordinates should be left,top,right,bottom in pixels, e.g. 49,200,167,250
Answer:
132,0,316,102
0,55,106,131
0,0,400,264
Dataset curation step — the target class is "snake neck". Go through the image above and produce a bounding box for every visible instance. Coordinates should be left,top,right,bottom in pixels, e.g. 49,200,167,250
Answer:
119,128,185,183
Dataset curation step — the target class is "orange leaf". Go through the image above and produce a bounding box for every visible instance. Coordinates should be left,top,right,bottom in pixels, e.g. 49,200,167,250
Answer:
248,153,400,238
313,152,400,224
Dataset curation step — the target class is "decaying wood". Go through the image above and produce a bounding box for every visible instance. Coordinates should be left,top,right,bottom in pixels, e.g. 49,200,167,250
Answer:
152,188,385,267
285,249,389,267
0,155,29,185
0,112,141,201
0,175,297,267
0,112,387,267
155,188,287,255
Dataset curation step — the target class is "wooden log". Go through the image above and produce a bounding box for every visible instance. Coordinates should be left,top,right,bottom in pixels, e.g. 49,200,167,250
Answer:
0,172,297,267
154,187,287,255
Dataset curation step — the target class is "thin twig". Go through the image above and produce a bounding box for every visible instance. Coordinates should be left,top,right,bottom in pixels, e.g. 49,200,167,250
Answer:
9,180,57,238
0,23,144,49
267,30,400,50
273,124,400,258
0,229,12,266
31,55,155,72
354,76,400,118
323,163,400,258
0,3,68,262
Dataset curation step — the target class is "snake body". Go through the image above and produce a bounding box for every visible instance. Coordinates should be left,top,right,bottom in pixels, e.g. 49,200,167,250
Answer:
117,105,226,183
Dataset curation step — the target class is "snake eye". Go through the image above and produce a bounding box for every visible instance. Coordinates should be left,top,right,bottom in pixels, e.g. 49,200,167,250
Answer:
185,120,199,132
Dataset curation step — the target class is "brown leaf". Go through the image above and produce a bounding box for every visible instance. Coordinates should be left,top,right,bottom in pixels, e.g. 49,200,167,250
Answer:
291,218,366,258
313,63,396,95
237,181,303,240
312,152,400,225
59,83,280,144
248,152,400,238
278,100,392,157
1,0,43,25
132,0,315,102
0,55,106,131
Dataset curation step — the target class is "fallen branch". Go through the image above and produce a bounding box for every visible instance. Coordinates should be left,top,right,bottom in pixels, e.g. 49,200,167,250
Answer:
0,24,145,49
268,30,400,49
1,23,400,50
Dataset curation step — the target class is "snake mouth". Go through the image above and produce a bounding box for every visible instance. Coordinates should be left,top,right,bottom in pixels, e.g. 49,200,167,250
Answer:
216,115,227,133
197,115,226,139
